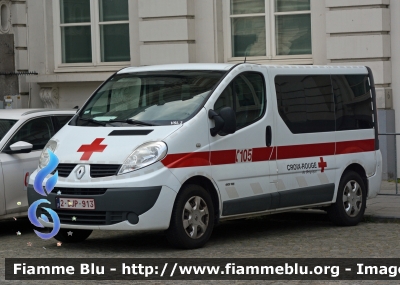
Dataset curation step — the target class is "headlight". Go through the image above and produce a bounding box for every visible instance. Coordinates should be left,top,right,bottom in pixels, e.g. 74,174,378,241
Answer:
39,140,58,169
118,141,167,175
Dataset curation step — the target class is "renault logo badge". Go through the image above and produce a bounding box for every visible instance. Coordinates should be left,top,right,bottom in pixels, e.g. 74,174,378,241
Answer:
75,165,85,180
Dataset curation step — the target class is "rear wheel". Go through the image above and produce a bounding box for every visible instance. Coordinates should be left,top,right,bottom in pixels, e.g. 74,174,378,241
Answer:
53,229,92,243
166,184,214,249
328,171,366,226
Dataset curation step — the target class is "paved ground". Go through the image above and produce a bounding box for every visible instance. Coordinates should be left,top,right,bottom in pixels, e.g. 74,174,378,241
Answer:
1,181,400,285
365,181,400,219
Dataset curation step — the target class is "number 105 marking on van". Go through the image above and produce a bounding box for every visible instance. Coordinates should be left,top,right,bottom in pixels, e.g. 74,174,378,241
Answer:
236,149,253,163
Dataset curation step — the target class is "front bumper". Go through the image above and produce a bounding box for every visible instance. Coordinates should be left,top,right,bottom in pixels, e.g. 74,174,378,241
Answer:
27,184,177,231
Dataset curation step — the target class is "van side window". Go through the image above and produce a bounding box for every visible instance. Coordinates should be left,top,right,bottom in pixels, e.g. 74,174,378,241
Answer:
214,72,266,130
332,75,374,130
275,75,335,134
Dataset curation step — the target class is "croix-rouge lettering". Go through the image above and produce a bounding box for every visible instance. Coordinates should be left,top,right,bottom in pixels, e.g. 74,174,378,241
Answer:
287,162,318,171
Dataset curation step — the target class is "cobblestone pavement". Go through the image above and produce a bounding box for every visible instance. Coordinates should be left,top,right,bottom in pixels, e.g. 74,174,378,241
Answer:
1,211,400,285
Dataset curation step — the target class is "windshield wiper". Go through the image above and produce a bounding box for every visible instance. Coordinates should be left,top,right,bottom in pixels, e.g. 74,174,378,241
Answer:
109,119,157,126
79,117,106,126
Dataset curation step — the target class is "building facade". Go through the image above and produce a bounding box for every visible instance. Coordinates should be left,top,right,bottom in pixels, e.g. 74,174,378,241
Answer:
0,0,397,179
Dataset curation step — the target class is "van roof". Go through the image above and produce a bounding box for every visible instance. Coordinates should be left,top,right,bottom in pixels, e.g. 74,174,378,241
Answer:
119,63,236,74
118,63,368,74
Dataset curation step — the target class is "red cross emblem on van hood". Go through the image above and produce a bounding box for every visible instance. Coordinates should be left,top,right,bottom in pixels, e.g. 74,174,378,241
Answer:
77,138,107,161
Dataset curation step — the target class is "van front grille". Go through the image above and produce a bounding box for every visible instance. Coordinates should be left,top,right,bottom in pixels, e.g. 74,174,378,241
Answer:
55,210,125,225
51,164,121,178
54,187,107,196
90,164,121,178
53,164,77,177
39,209,126,225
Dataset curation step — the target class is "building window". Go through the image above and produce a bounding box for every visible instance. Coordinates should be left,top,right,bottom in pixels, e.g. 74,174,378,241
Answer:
230,0,311,58
0,1,10,33
59,0,130,64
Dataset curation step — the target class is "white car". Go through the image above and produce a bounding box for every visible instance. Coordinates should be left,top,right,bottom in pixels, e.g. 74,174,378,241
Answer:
0,109,76,220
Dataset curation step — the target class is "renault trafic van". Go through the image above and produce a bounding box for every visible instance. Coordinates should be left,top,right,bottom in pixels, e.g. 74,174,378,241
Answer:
28,64,382,249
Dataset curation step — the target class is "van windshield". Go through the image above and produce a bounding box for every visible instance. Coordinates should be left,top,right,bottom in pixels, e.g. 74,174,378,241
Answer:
76,70,225,126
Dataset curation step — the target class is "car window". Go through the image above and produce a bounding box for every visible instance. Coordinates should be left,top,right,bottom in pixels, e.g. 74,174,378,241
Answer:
54,116,73,131
214,72,266,130
0,119,18,141
6,117,55,151
275,75,335,133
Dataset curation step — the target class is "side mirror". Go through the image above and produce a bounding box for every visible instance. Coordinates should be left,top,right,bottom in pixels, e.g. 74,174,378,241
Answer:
208,107,236,137
8,141,33,154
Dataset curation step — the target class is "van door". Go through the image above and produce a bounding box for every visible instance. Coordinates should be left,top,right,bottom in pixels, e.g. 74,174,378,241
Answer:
207,69,277,217
273,74,336,209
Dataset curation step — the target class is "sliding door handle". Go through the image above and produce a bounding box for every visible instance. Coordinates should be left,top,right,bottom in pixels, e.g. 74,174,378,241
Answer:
266,126,272,147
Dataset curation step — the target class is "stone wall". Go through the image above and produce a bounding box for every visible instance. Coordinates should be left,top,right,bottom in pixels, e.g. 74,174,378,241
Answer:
0,34,18,106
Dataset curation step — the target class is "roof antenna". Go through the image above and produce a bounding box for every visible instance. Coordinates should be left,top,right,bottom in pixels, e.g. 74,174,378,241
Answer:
244,49,248,63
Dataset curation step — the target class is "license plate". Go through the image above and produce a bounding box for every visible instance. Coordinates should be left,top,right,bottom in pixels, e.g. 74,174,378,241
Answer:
56,198,95,210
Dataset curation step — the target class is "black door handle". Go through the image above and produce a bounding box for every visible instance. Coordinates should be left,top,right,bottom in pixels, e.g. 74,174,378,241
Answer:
266,126,272,147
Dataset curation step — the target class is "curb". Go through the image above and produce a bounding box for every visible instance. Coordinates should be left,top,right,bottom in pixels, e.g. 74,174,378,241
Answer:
364,215,400,223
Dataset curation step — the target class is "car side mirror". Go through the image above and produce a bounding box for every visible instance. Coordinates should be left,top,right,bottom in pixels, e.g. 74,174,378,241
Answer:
208,107,236,137
8,141,33,154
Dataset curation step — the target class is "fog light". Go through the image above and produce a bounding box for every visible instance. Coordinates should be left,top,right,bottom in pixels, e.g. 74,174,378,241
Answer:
127,212,139,224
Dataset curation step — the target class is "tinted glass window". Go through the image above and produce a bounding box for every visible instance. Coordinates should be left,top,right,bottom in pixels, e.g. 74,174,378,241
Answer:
0,119,17,141
275,75,335,133
54,116,73,131
76,71,225,126
214,72,266,130
332,74,374,131
7,117,54,151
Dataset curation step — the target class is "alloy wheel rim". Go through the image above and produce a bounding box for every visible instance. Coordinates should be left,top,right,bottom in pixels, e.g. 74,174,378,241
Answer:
182,196,209,239
342,180,362,217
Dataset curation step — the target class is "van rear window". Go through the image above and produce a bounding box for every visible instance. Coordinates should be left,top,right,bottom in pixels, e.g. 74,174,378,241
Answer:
275,74,374,134
275,75,335,133
332,75,374,131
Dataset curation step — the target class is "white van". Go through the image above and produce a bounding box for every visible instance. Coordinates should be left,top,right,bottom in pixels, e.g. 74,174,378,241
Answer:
28,64,382,249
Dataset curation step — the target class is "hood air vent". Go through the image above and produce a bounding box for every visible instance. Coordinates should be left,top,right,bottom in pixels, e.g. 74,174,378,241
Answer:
108,130,153,136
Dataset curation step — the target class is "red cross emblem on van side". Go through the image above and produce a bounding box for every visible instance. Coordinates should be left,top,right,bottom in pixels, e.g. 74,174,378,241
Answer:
318,157,327,173
77,138,107,161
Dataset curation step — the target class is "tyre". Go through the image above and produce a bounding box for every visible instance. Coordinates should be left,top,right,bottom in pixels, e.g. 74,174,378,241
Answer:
328,171,366,226
166,184,214,249
53,229,92,243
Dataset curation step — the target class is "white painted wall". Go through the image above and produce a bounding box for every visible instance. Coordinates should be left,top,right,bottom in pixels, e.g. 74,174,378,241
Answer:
326,9,390,34
57,82,101,109
311,0,327,65
391,0,400,176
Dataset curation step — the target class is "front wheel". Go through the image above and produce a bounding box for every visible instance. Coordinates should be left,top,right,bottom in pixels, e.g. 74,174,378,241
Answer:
53,229,93,243
166,184,214,249
328,171,366,226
